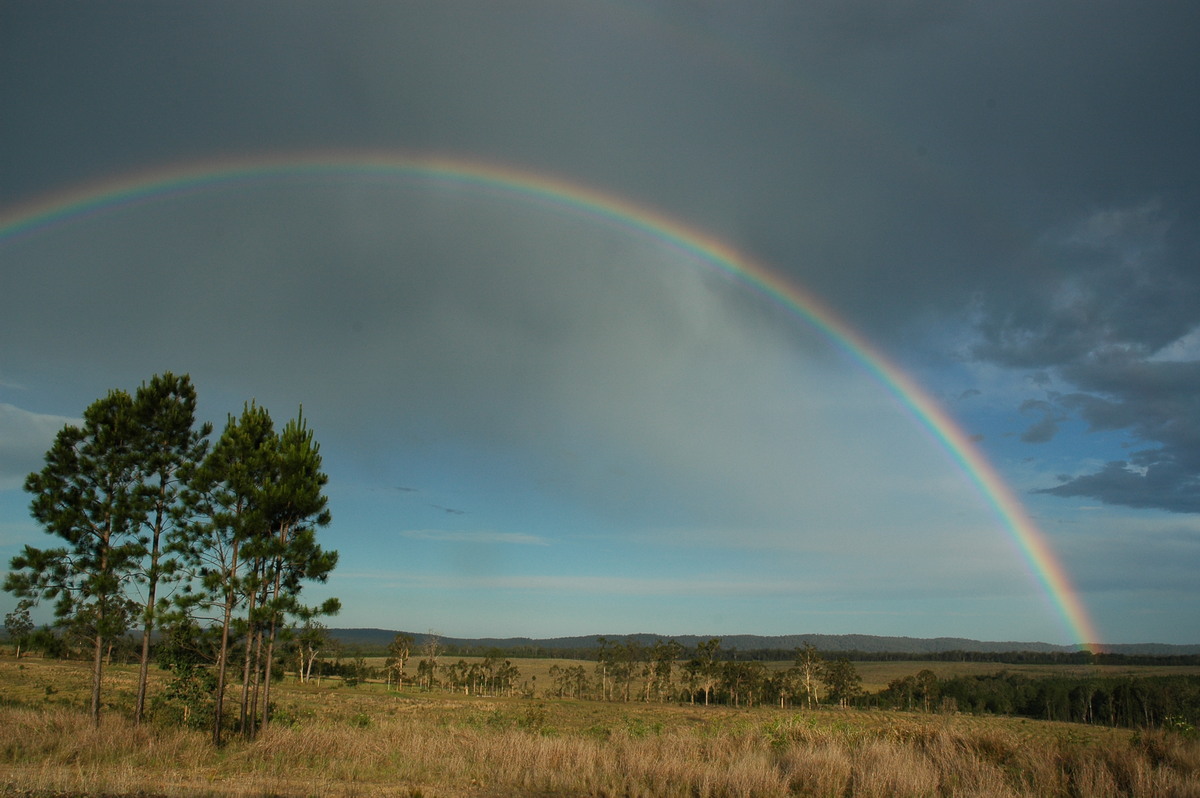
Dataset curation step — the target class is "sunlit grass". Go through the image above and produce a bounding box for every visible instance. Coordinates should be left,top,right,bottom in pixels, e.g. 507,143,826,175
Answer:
1,655,1197,797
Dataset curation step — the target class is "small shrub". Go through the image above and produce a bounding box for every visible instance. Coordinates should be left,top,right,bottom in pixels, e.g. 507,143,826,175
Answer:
583,723,612,741
623,716,663,738
518,702,551,734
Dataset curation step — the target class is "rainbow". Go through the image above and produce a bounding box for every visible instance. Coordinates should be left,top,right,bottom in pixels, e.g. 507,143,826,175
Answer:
0,151,1102,649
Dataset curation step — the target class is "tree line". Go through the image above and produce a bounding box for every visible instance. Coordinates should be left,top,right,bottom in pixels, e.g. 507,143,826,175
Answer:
879,671,1200,730
3,373,339,745
358,632,1199,731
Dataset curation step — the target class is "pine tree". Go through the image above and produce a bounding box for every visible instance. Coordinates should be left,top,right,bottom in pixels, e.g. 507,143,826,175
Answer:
181,402,277,745
178,403,338,743
254,411,338,731
7,389,146,725
129,373,211,724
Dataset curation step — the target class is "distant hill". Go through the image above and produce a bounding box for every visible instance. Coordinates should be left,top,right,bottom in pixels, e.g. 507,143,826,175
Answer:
327,628,1200,657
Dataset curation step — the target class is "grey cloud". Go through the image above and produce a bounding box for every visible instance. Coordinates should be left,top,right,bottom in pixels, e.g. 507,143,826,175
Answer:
972,205,1199,369
1018,399,1066,444
1039,459,1200,515
4,2,1198,343
1,179,919,532
4,0,1200,638
1033,357,1200,512
0,404,76,490
955,197,1200,513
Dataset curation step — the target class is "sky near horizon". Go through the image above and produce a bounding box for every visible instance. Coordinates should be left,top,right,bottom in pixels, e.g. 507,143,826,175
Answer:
2,2,1198,646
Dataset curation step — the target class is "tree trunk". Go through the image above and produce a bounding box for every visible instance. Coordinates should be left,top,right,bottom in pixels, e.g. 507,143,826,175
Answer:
91,630,104,727
212,541,239,747
238,563,263,738
212,598,233,746
260,521,289,730
240,622,261,738
135,490,167,724
260,622,278,728
135,625,153,723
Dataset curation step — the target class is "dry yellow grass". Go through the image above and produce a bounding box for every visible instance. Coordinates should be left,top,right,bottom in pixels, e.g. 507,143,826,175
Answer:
2,655,1198,797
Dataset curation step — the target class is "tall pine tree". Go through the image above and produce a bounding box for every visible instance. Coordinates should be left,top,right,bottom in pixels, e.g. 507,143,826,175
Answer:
180,401,277,745
7,389,146,725
129,373,211,724
178,403,338,743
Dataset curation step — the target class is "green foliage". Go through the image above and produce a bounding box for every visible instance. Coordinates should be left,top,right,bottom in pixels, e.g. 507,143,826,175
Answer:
4,376,338,744
8,387,149,724
622,715,664,738
821,657,864,708
4,601,35,657
177,402,339,743
906,670,1200,730
151,621,218,730
1164,715,1197,738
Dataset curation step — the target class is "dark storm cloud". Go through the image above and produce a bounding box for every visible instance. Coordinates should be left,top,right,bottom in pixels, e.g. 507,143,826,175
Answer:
5,2,1197,331
969,198,1200,511
1035,358,1200,513
1041,459,1200,515
1018,399,1065,445
971,204,1199,370
3,3,1200,547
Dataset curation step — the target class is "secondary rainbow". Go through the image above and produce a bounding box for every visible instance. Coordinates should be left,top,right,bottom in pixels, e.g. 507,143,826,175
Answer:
0,151,1103,649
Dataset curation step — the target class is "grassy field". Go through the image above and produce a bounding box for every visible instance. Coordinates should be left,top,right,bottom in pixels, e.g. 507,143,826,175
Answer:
1,654,1198,797
360,654,1200,694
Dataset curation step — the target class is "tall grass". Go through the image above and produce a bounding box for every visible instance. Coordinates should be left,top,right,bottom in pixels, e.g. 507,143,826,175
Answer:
2,700,1198,797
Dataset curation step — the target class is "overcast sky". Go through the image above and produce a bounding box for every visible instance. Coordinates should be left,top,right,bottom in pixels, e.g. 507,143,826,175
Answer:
2,1,1198,646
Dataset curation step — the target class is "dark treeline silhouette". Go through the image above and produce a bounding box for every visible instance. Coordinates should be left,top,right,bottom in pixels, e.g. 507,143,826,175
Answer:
729,648,1200,668
324,629,1200,658
875,670,1200,730
323,637,1200,669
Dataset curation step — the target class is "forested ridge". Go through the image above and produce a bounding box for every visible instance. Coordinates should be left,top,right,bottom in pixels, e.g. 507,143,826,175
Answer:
325,628,1200,661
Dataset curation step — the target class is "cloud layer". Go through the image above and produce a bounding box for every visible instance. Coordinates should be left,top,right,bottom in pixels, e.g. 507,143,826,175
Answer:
2,1,1198,643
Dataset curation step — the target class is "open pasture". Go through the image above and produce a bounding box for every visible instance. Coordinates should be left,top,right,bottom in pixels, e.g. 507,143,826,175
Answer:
358,653,1200,694
2,655,1199,797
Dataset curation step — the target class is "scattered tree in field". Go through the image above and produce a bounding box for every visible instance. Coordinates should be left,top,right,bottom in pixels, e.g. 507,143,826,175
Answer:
793,644,824,709
594,637,614,701
723,660,768,707
417,632,442,690
549,663,590,698
294,618,331,684
4,379,337,741
385,632,414,689
649,640,684,702
180,401,278,745
689,638,723,706
821,657,863,708
4,600,35,658
915,668,939,712
885,674,918,711
7,388,147,726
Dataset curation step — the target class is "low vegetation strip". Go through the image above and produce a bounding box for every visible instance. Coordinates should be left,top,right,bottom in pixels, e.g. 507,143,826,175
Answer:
2,658,1199,797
